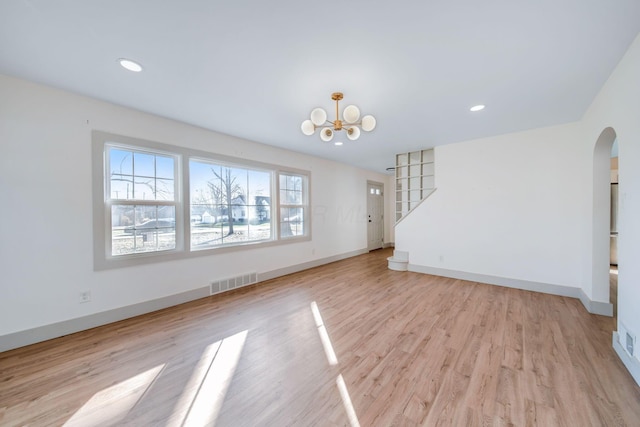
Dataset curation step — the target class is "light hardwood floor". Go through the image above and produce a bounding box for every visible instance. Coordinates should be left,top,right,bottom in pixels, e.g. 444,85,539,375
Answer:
1,249,639,426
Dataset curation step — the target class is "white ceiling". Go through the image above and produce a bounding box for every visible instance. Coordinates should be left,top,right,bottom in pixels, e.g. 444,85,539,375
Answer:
1,1,639,173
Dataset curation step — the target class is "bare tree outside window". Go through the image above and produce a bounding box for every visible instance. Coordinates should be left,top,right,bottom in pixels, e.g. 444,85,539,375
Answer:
208,166,244,236
189,160,272,249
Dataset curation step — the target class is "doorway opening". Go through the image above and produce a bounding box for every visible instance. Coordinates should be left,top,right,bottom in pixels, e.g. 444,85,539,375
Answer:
610,139,619,323
592,127,617,324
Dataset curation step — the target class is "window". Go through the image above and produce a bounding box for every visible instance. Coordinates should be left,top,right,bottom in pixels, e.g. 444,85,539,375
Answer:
190,159,272,249
93,131,310,269
279,173,308,238
107,145,179,256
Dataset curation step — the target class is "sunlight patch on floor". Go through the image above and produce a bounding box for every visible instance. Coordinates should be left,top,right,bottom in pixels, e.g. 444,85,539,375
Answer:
311,301,338,366
337,374,361,427
311,301,361,425
64,364,165,427
166,340,222,426
175,330,248,427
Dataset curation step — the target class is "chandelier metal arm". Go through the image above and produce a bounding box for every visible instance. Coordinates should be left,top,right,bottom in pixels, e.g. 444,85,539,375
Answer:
314,121,365,131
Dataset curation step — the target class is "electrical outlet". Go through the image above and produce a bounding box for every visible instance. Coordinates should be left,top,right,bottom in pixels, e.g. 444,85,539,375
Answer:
79,290,91,303
626,332,635,357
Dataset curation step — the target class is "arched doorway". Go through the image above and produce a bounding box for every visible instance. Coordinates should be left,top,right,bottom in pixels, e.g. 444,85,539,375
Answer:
592,127,617,321
610,139,619,323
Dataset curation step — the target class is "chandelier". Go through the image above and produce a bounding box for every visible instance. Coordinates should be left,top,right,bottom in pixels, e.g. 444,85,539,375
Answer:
300,92,376,144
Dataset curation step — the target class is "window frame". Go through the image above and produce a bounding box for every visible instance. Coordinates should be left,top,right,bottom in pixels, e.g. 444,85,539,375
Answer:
105,143,182,259
277,171,310,240
92,131,311,270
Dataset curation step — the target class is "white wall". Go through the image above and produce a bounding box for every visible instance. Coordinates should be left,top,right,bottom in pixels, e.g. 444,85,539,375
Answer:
396,122,586,289
581,33,640,374
0,74,391,341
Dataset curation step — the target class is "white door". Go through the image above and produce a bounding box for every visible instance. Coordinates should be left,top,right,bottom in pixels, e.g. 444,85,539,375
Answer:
367,182,384,251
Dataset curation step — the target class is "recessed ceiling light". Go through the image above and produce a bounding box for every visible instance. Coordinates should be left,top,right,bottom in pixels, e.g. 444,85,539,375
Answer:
470,104,485,112
118,58,143,72
334,141,343,146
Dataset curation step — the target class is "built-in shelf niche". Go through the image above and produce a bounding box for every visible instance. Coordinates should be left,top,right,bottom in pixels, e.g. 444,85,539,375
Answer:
395,149,434,222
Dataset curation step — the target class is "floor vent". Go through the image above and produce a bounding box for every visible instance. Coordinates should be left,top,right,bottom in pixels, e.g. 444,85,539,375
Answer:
211,272,258,295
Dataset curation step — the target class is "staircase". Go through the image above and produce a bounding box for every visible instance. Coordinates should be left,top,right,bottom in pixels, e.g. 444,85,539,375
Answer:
387,250,409,271
389,148,436,271
394,149,435,222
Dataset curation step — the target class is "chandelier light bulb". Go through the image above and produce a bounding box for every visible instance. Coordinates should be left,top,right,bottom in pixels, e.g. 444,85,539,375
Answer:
342,105,360,124
347,126,360,141
310,108,327,126
361,115,376,132
320,128,334,142
301,119,315,135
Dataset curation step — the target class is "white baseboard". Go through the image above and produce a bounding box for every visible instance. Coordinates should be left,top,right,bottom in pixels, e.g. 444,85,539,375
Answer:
0,286,210,353
613,331,640,386
407,264,612,316
0,248,368,353
383,242,395,249
260,248,368,281
579,289,613,316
